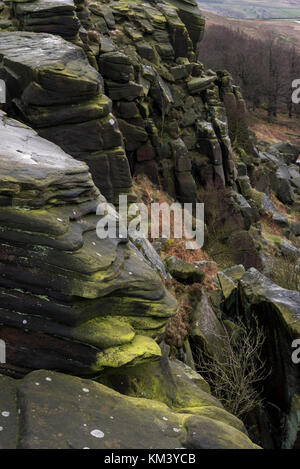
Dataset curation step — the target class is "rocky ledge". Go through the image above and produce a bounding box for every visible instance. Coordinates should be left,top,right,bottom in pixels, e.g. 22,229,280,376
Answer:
0,111,176,377
0,363,259,449
0,31,133,202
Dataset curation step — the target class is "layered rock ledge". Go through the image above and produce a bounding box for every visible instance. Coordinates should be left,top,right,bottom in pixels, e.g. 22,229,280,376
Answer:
0,31,133,202
0,111,176,377
0,367,259,449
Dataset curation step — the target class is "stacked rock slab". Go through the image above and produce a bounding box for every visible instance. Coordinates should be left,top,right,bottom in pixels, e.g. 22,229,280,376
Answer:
82,0,238,202
0,369,259,449
0,31,133,203
0,111,177,377
8,0,81,41
237,268,300,448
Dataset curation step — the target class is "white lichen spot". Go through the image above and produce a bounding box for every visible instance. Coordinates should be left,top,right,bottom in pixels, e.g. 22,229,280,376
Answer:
57,218,63,222
35,382,40,386
162,417,168,421
0,426,3,431
109,119,115,126
90,429,104,439
82,388,89,393
22,320,27,325
1,411,9,417
110,416,114,420
173,428,180,433
96,253,102,257
128,271,133,275
45,377,52,382
83,447,90,449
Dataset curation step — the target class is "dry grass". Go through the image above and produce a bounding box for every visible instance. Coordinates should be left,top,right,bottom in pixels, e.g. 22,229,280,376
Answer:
165,281,202,349
249,110,300,145
133,175,219,289
261,213,284,238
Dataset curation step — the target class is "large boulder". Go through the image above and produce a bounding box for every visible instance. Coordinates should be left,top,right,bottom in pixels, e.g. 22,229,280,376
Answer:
0,111,176,377
0,368,259,449
238,268,300,448
13,0,81,40
164,256,204,284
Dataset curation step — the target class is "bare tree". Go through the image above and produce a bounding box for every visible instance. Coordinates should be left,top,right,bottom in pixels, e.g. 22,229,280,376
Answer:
194,317,269,419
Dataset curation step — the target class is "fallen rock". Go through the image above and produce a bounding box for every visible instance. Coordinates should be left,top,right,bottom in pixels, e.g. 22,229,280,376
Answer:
238,268,300,446
279,240,300,260
165,256,204,284
272,211,288,227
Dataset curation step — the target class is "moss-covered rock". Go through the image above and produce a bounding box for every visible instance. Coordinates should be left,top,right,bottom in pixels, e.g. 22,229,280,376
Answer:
0,111,176,377
165,256,204,284
0,369,259,449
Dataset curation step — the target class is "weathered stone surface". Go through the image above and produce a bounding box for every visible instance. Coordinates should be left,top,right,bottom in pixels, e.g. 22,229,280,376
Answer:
0,369,258,449
0,31,132,202
238,269,300,421
272,211,288,228
279,241,300,260
165,256,204,284
190,292,226,359
0,112,176,376
14,0,81,39
187,75,216,95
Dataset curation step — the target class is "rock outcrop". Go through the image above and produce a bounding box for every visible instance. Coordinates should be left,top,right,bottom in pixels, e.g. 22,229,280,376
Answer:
0,368,259,449
0,0,247,205
0,111,176,377
0,0,298,452
0,31,133,203
237,268,300,448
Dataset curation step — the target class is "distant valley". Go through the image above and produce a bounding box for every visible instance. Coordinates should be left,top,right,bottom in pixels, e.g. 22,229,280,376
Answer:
197,0,300,20
201,9,300,50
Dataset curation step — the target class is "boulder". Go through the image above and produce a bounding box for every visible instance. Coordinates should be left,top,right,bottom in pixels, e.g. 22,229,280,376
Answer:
0,369,259,449
13,0,81,40
272,211,288,228
0,112,177,377
165,256,204,284
238,269,300,434
290,222,300,237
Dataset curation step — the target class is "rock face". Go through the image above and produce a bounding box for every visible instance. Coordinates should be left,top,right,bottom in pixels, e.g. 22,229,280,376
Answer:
0,31,133,203
12,0,81,40
0,368,259,449
89,0,239,200
0,111,176,377
1,0,245,204
237,268,300,448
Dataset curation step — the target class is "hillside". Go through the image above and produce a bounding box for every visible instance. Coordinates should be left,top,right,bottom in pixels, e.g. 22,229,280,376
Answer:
202,10,300,49
197,0,300,20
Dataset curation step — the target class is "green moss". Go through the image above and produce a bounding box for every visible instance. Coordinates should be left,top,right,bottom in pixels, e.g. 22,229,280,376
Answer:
93,335,162,371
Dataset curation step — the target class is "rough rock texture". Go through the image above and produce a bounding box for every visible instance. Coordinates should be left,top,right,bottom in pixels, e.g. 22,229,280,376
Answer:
0,368,259,449
0,31,133,203
237,268,300,448
0,111,176,377
2,0,247,204
12,0,81,40
164,255,204,284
